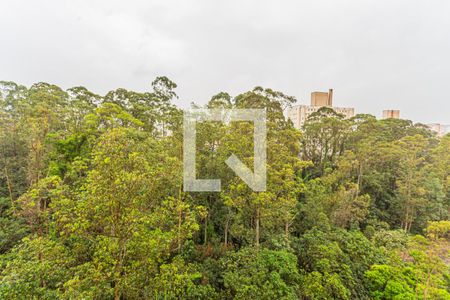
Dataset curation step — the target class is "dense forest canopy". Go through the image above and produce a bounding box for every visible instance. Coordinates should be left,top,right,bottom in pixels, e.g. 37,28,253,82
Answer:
0,78,449,299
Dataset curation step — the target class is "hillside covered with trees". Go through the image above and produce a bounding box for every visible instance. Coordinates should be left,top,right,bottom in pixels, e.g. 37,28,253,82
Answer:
0,78,449,299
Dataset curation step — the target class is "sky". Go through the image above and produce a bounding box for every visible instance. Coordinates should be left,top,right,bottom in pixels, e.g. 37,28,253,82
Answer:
1,0,449,124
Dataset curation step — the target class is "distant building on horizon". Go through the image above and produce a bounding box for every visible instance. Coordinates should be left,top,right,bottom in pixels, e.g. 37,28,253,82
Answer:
288,89,355,129
426,123,450,137
382,110,400,119
311,90,333,106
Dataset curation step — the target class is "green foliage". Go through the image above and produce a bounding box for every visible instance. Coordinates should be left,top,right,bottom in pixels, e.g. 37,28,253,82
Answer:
0,79,449,299
0,236,73,299
0,197,28,254
220,248,300,299
294,227,385,299
366,225,450,300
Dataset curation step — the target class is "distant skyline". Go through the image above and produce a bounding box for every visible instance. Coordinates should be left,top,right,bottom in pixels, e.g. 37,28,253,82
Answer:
1,0,450,124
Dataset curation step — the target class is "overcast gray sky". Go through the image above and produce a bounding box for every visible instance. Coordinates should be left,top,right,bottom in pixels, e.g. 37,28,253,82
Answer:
1,0,449,123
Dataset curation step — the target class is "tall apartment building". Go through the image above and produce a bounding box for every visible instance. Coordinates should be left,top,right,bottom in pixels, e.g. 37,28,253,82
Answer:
426,123,450,137
311,90,333,106
382,110,400,119
288,89,355,129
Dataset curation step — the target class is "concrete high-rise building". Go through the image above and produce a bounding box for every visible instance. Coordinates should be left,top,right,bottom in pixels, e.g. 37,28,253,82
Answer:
382,110,400,119
288,89,355,129
426,123,450,137
311,89,333,106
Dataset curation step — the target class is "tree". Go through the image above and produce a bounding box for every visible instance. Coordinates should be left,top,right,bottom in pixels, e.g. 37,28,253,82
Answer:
220,247,300,299
1,79,449,299
0,236,73,299
302,107,351,177
395,135,430,232
64,128,202,299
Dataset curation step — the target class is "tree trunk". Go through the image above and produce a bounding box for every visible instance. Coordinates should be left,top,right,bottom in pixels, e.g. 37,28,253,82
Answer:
114,284,120,300
357,162,363,196
3,166,15,213
204,212,208,245
224,210,230,247
114,239,126,300
255,208,260,249
284,221,289,244
178,207,182,251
